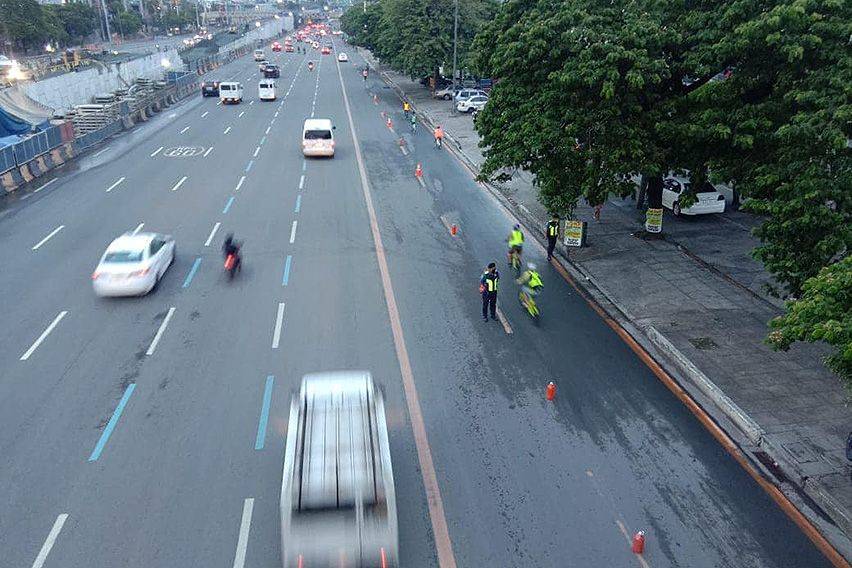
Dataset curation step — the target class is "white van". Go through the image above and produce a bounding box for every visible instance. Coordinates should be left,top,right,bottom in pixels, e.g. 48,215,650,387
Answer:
302,118,335,157
258,80,276,101
219,81,243,104
253,48,265,61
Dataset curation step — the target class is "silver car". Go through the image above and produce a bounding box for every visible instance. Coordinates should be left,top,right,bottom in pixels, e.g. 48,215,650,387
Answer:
280,371,398,567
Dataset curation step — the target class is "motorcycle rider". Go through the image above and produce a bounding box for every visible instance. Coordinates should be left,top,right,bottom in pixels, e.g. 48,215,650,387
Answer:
222,233,241,272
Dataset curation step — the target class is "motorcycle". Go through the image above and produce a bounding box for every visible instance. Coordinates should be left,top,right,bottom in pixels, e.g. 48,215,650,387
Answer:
224,248,241,279
308,61,314,72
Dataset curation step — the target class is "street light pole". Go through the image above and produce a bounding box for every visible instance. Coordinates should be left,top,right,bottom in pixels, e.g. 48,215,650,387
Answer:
451,0,458,114
100,0,113,43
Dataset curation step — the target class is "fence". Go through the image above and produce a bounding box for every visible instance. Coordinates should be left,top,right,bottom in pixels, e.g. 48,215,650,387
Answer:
0,124,65,174
74,120,123,152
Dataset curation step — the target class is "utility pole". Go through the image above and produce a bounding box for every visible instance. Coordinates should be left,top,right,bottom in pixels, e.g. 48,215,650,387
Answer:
451,0,458,114
100,0,113,43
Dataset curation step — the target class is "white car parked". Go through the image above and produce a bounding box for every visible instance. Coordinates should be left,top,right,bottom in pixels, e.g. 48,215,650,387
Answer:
662,177,726,216
457,94,488,113
92,232,175,297
337,52,348,62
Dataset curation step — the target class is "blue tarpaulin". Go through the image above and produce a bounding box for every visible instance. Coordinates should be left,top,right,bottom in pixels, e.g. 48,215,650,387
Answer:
0,105,32,137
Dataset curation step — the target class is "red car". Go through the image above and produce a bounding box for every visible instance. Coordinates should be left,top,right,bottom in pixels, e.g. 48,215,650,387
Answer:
321,46,331,55
284,44,294,53
272,42,282,52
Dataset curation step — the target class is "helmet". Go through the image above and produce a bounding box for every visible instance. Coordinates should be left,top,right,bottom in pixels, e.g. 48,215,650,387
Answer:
527,262,537,271
513,224,520,230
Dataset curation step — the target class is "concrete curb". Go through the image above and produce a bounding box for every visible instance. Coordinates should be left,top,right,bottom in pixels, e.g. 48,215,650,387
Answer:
361,48,852,558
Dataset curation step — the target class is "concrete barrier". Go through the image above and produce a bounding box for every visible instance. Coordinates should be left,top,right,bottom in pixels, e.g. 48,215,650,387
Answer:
19,163,34,183
1,168,24,192
50,147,65,166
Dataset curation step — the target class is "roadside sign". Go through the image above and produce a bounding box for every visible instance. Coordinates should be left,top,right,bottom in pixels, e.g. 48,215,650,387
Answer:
645,208,663,233
563,220,586,247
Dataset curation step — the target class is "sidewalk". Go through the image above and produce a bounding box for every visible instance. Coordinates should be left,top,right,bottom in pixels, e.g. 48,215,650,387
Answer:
357,48,852,558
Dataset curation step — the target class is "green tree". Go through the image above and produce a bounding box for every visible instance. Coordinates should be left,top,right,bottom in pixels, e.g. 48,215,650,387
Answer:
0,0,50,51
340,2,382,50
52,2,99,44
768,256,852,388
40,5,69,46
118,10,143,35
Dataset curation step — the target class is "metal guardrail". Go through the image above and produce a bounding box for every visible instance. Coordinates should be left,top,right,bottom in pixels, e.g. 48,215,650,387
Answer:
74,120,123,151
0,124,64,174
0,145,15,173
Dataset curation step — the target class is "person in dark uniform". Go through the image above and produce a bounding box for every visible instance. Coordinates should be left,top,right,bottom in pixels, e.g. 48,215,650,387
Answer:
480,262,499,321
546,214,560,261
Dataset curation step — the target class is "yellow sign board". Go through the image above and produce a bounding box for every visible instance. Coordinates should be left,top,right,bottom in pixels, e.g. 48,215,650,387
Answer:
645,208,663,233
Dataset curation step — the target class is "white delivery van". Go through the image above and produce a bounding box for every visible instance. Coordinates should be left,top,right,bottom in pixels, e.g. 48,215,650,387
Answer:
302,118,335,157
258,80,276,101
253,48,265,61
219,81,243,104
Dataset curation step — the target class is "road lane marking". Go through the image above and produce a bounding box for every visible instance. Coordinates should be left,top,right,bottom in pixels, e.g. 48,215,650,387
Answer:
335,55,458,568
253,146,260,157
274,111,279,118
235,176,245,191
34,178,57,193
245,160,253,172
105,176,126,193
204,146,213,157
224,126,232,134
204,222,221,246
301,161,306,172
180,126,190,134
223,196,235,214
271,302,285,349
20,311,67,360
298,175,305,190
170,176,187,192
88,383,136,461
254,376,274,450
32,225,64,251
169,113,177,118
146,307,176,356
265,126,271,134
182,257,202,288
201,111,209,118
31,514,69,568
288,220,297,244
260,136,266,145
150,146,164,157
132,222,144,234
238,111,245,118
232,498,255,568
495,307,513,335
93,147,110,158
249,100,254,106
282,255,292,285
294,194,301,213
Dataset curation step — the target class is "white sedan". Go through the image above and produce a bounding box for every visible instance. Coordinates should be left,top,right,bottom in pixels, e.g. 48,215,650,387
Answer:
457,94,488,113
337,52,349,62
662,177,726,216
92,232,176,297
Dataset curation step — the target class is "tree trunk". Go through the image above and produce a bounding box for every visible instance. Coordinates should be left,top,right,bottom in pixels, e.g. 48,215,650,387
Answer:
636,174,648,209
644,173,664,234
731,182,740,211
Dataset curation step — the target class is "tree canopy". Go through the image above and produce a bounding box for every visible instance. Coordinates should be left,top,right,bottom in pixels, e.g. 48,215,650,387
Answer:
0,0,100,51
341,0,497,80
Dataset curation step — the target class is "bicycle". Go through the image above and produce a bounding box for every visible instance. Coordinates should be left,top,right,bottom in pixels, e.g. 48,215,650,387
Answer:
519,289,540,322
434,136,443,149
507,247,522,274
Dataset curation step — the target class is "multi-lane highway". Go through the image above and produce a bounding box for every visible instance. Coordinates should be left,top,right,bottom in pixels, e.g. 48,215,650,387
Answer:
0,36,835,568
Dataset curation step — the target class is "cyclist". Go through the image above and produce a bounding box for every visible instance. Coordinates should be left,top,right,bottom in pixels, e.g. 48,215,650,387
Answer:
507,224,524,268
409,112,417,132
434,125,444,148
516,262,543,311
403,101,411,119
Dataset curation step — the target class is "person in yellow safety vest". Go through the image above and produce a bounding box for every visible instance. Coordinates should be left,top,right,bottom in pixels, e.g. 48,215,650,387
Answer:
516,262,543,303
480,262,499,321
507,223,524,264
403,101,411,114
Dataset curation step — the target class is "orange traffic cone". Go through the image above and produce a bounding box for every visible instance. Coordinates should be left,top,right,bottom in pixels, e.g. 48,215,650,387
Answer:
386,117,393,129
631,531,645,554
451,224,458,236
546,382,556,401
415,163,423,178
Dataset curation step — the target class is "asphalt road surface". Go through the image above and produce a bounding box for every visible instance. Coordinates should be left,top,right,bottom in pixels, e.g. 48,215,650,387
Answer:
0,38,834,568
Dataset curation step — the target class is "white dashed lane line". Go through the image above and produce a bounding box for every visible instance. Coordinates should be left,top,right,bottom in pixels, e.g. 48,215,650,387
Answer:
150,146,164,157
146,307,176,356
204,222,221,247
105,177,125,193
31,514,69,568
204,147,213,158
20,311,68,360
180,126,190,134
170,176,187,192
224,126,232,134
235,176,245,191
32,225,64,251
289,220,298,244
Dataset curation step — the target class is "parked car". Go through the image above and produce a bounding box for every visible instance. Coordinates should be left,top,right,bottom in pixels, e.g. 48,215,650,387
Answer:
263,64,280,78
200,80,219,97
454,89,488,103
92,232,175,297
457,94,488,113
662,177,726,216
433,85,459,100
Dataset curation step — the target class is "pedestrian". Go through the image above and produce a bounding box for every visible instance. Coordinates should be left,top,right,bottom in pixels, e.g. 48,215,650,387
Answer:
480,262,499,322
546,214,560,261
593,203,603,222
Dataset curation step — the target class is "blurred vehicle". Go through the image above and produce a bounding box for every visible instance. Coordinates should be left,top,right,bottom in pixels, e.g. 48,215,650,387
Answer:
258,59,270,71
253,48,266,61
457,94,488,113
279,371,398,568
92,232,175,297
219,81,243,104
312,42,319,49
272,42,282,52
662,177,726,216
228,26,237,34
433,85,459,100
321,46,331,55
302,118,335,157
263,64,280,78
201,80,220,97
259,79,277,101
337,52,348,62
285,44,295,53
454,89,488,104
